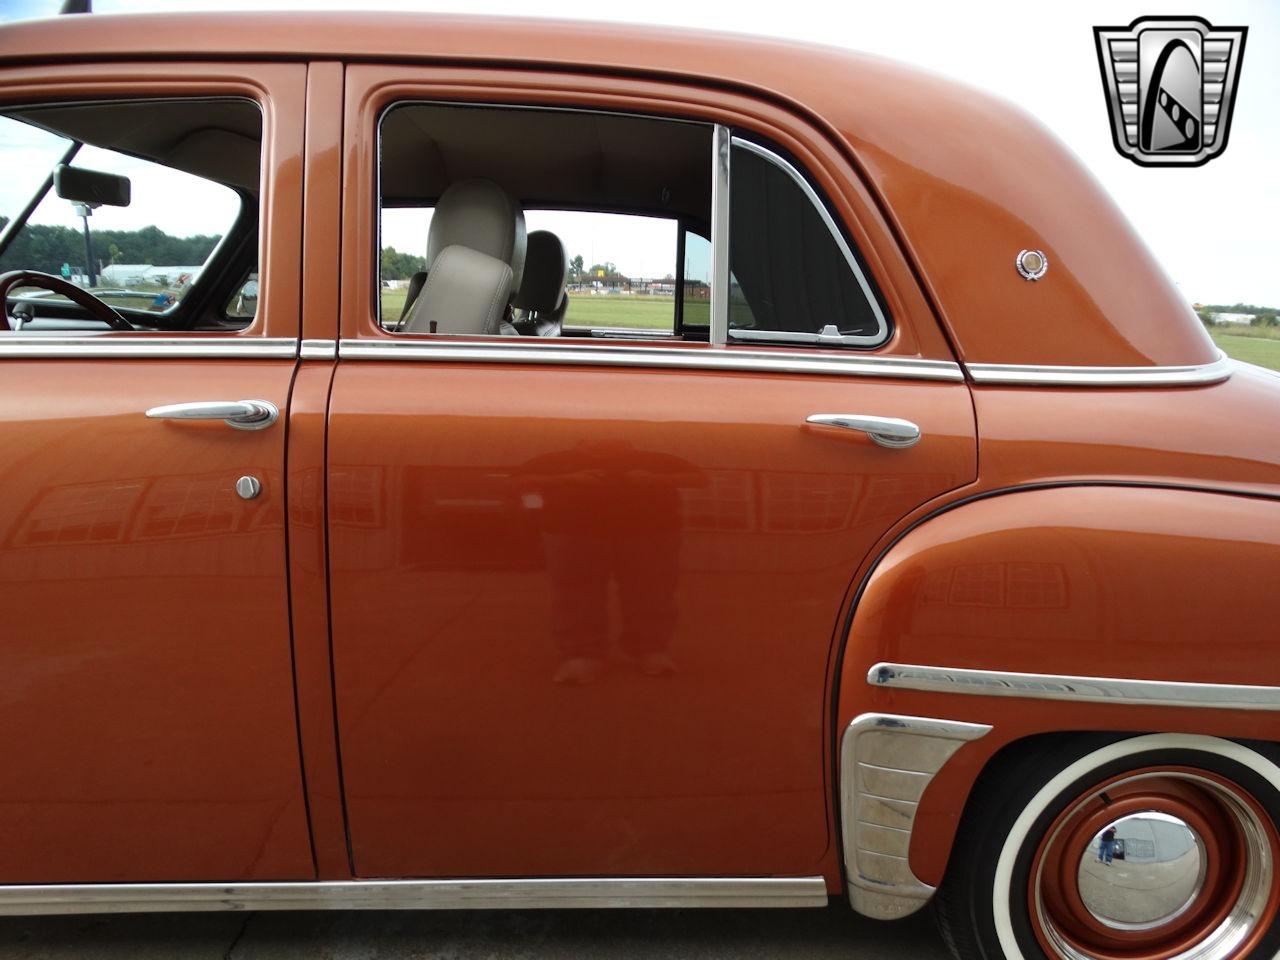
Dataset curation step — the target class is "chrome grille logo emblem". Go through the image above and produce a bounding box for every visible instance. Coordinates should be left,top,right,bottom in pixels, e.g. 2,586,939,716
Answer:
1094,16,1247,166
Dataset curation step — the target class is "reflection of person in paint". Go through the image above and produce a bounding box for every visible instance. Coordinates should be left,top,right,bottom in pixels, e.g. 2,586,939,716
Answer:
517,439,703,685
1098,824,1117,865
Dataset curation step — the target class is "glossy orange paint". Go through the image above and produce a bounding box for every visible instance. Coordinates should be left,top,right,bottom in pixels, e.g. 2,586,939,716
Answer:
837,484,1280,889
327,365,975,878
0,362,311,882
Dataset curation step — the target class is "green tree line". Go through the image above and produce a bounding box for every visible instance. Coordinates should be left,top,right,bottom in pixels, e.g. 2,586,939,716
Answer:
0,217,222,276
381,246,427,281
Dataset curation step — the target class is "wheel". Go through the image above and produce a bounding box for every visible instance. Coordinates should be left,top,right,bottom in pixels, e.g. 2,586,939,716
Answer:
934,734,1280,960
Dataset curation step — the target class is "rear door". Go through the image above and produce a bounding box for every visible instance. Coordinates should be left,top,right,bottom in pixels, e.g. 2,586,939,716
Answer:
326,65,976,880
0,63,312,882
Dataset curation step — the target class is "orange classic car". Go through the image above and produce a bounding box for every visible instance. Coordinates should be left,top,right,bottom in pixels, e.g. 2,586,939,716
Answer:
0,11,1277,960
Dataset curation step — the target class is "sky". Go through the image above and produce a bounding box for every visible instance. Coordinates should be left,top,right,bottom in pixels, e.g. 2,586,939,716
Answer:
1,0,1276,306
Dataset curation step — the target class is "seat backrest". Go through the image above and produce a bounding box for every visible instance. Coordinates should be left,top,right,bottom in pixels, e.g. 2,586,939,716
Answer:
512,229,568,337
403,179,526,335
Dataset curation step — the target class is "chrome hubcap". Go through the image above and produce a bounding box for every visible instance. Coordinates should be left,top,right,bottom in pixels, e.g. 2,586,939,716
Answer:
1076,812,1207,930
1031,771,1277,960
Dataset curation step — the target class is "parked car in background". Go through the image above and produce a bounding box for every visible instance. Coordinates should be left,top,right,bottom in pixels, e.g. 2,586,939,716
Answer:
1,12,1279,960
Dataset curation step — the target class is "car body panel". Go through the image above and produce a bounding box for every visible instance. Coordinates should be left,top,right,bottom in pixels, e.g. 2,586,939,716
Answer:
327,364,976,878
0,58,311,882
837,483,1280,889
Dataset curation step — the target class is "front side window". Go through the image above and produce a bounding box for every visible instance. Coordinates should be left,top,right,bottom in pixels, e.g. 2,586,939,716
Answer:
0,99,260,329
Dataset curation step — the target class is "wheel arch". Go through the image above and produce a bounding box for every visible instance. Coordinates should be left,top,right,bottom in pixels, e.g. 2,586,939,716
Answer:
832,483,1280,917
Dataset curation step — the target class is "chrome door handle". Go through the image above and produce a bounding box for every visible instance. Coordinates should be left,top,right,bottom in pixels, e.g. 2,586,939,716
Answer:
145,399,279,431
805,413,921,449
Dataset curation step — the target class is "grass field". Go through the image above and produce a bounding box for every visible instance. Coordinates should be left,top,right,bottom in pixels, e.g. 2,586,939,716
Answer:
1211,330,1280,371
378,286,1280,374
380,289,707,329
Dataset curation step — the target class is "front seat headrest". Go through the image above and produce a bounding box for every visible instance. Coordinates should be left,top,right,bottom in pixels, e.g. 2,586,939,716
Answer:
426,179,526,292
513,230,568,314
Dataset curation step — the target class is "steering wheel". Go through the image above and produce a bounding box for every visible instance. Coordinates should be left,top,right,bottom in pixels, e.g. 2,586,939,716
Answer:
0,269,133,331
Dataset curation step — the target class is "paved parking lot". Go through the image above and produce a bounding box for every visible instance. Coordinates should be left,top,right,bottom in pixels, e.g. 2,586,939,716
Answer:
0,906,950,959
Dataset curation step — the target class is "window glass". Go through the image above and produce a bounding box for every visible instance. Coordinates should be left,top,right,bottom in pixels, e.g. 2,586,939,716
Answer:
532,210,677,333
728,140,886,345
0,144,240,312
379,207,682,334
0,116,70,227
681,229,711,329
226,272,260,320
0,99,258,326
376,102,711,339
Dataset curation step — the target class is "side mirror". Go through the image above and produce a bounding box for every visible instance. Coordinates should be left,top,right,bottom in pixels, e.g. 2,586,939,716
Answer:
54,164,131,208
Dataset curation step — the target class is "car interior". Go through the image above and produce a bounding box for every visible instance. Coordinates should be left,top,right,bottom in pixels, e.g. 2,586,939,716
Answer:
1,97,888,348
0,97,262,332
378,102,714,341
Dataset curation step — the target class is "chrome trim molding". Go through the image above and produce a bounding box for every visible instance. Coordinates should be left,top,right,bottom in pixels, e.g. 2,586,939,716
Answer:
709,123,731,349
868,663,1280,711
0,335,297,359
0,877,828,916
965,350,1233,387
840,713,992,920
339,339,964,381
730,137,890,348
300,338,338,359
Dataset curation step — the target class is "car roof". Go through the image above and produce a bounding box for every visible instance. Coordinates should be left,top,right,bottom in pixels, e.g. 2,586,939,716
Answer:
0,12,1216,368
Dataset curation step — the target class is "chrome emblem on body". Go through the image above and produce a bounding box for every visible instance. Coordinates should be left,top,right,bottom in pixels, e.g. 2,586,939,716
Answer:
1094,16,1247,167
1016,249,1048,281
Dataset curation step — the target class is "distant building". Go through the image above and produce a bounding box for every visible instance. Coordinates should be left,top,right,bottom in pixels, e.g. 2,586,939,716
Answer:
99,264,203,287
1211,312,1255,325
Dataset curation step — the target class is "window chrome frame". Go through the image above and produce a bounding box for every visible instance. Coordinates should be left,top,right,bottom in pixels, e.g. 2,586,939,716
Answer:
0,97,261,324
0,334,296,359
725,136,891,349
709,123,731,348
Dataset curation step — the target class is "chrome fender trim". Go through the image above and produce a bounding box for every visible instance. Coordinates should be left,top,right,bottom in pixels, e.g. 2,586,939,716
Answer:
0,876,828,915
840,713,992,920
868,663,1280,711
964,350,1233,387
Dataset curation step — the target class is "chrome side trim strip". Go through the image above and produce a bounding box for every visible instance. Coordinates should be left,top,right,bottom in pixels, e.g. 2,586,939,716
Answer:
868,663,1280,711
965,350,1233,386
300,338,338,359
0,877,828,915
840,713,992,920
338,339,964,381
0,335,298,359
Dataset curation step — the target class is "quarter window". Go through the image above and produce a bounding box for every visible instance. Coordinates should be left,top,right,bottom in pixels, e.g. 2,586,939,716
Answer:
726,138,889,347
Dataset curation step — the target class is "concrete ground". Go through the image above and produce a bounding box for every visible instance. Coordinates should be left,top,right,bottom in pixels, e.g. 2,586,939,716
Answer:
0,906,951,959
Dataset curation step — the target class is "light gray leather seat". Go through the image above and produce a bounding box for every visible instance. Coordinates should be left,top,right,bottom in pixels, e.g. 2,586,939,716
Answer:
402,179,527,336
512,230,568,337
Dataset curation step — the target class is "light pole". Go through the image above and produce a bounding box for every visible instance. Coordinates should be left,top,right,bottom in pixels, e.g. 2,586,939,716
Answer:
72,201,95,287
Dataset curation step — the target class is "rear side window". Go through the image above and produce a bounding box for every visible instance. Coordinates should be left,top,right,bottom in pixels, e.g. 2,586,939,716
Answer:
728,138,888,347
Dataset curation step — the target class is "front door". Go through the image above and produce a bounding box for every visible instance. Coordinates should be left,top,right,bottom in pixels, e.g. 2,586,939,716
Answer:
0,64,312,882
325,71,976,880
